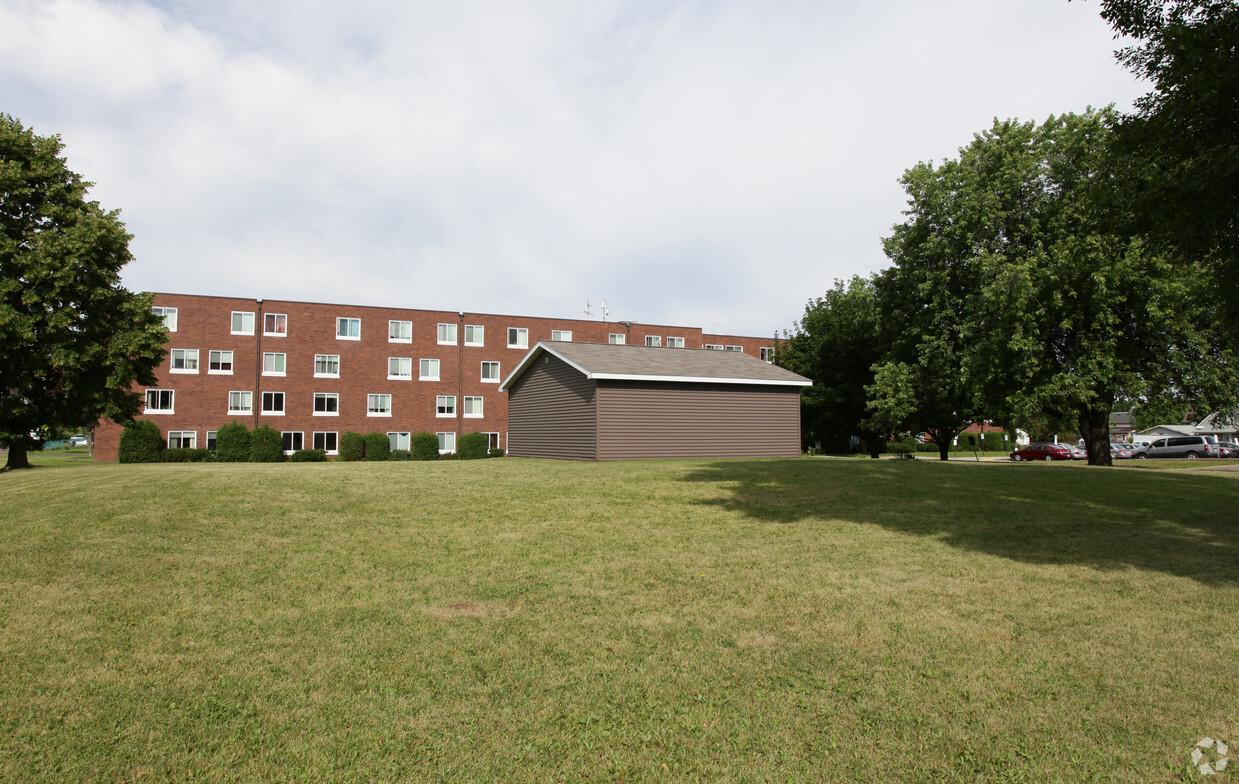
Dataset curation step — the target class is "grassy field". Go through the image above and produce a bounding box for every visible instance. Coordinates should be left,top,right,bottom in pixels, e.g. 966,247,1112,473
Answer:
1,457,1236,783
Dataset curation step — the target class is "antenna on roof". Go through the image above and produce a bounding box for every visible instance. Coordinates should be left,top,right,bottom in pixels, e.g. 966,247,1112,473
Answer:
583,299,593,320
601,296,609,322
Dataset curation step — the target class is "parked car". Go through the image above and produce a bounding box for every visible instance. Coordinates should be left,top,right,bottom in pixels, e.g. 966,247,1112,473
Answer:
1109,442,1133,460
68,434,88,447
1064,444,1086,460
1216,441,1238,458
1132,435,1218,459
1009,443,1073,461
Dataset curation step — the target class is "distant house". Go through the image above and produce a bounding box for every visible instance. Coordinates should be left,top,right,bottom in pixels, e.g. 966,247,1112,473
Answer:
1130,412,1237,446
499,341,811,460
1109,411,1134,441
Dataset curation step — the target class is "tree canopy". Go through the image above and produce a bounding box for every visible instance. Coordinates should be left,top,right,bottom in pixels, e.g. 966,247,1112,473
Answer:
0,114,166,469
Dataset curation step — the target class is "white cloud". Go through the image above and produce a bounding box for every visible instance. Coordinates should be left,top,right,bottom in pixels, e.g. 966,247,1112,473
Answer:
0,0,1146,335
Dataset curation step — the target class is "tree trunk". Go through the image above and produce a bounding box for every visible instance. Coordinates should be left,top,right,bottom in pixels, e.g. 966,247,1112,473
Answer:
4,442,31,470
1079,408,1112,466
928,429,954,461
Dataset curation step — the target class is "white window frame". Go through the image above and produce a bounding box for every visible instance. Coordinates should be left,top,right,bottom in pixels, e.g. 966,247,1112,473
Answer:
367,393,392,417
312,431,338,455
463,396,483,418
645,335,661,347
313,392,339,416
262,391,286,416
507,327,528,349
760,347,773,363
726,345,744,352
208,350,234,375
228,390,253,415
170,348,199,373
314,354,340,378
388,432,411,451
484,432,502,451
388,320,412,343
436,395,456,417
437,322,458,345
608,333,625,345
264,313,288,337
262,352,286,377
705,343,723,350
231,311,255,335
144,389,174,415
464,324,484,346
480,361,500,383
551,330,572,342
388,357,413,380
282,431,304,455
419,358,440,381
666,336,685,348
167,431,196,449
153,306,178,332
206,430,218,451
437,432,456,455
336,317,361,340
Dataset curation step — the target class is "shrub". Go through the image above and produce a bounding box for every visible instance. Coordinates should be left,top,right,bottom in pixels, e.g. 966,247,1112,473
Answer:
411,432,440,461
339,431,366,462
457,431,490,460
118,420,164,463
389,449,412,461
364,432,391,461
250,425,285,462
160,447,211,463
215,420,251,462
488,447,504,458
290,449,328,462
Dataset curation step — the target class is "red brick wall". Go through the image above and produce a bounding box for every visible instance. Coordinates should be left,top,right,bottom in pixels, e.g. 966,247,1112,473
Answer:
93,293,776,461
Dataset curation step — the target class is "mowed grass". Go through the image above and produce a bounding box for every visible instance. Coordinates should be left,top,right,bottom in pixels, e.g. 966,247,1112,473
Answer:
1,458,1236,783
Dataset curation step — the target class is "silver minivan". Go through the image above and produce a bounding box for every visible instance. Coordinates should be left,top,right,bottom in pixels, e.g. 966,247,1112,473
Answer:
1133,435,1218,459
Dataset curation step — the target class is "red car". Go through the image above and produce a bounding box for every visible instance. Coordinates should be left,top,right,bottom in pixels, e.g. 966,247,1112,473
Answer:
1009,443,1073,461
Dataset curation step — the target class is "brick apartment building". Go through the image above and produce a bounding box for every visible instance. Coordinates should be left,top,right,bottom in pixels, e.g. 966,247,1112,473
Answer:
92,293,776,461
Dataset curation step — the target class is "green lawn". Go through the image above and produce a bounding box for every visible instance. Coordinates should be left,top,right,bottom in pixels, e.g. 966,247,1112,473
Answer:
1,458,1236,782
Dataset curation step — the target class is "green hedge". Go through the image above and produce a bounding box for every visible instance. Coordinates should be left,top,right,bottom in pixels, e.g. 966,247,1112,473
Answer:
389,449,412,461
488,447,504,458
290,449,328,462
160,447,212,463
339,431,366,461
215,421,251,462
364,432,390,461
118,420,164,463
411,432,440,461
250,425,285,462
457,431,490,460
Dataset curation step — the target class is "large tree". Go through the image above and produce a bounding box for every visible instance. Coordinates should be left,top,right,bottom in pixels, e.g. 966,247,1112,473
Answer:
0,115,166,470
777,275,888,456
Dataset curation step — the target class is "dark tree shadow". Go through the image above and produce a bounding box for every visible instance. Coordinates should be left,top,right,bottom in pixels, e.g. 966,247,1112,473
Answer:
679,459,1239,586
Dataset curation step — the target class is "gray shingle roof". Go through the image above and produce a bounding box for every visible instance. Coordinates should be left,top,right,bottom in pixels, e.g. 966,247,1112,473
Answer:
499,340,812,391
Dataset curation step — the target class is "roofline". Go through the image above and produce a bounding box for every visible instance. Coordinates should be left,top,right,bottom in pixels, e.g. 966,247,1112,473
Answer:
498,341,811,391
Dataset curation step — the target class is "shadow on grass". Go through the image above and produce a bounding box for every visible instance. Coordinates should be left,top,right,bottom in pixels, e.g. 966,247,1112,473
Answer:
680,459,1239,586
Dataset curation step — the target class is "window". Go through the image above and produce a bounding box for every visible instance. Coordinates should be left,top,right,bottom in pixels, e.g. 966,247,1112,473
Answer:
388,432,411,451
419,358,440,381
314,354,340,378
228,390,253,414
436,395,456,417
705,344,723,350
313,393,339,416
231,311,255,335
262,352,286,376
145,389,174,414
388,357,412,379
667,336,685,348
264,313,287,336
481,361,501,383
437,322,457,345
437,432,456,454
208,350,233,374
282,431,303,454
484,432,502,451
367,394,392,416
262,391,285,415
726,345,744,352
170,348,199,373
167,431,196,448
760,347,773,363
153,306,178,332
463,396,483,418
336,317,361,340
551,330,572,342
645,336,661,347
206,431,218,451
388,320,412,343
464,325,484,346
313,431,338,453
507,327,528,348
608,333,626,345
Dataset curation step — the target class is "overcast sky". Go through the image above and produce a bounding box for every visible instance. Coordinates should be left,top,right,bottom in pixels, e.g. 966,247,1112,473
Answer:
2,0,1146,336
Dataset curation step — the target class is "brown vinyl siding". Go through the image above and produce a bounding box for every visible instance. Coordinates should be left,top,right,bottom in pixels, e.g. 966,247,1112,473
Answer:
595,381,800,460
507,355,597,459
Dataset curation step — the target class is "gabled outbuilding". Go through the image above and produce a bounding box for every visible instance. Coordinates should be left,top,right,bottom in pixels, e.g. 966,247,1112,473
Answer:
498,341,812,460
